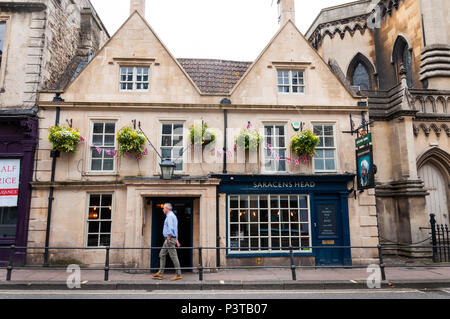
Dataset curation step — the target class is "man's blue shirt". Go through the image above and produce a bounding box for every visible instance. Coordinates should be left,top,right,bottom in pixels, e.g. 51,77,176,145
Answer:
163,211,178,238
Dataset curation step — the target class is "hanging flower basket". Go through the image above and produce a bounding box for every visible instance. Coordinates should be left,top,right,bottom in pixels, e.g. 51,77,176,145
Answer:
235,128,262,151
116,126,146,159
48,125,82,154
290,130,320,160
189,122,216,146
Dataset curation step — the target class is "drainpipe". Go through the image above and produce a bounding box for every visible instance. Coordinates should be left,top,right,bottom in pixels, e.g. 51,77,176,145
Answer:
216,187,220,268
218,98,231,267
44,94,63,266
220,98,231,174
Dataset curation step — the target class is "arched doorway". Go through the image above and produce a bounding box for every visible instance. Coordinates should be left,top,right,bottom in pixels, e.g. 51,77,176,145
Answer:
417,149,450,225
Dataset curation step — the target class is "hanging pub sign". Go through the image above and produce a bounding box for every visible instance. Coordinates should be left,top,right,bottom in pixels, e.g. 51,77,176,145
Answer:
356,145,375,190
0,159,20,207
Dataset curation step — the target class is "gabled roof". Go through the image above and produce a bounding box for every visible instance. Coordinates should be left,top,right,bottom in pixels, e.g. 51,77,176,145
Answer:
177,58,251,95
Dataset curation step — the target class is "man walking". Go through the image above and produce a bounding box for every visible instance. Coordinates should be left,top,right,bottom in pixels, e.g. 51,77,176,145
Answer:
152,203,182,281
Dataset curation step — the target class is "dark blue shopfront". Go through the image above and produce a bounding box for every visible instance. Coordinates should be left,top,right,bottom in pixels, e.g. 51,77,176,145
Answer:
213,174,354,266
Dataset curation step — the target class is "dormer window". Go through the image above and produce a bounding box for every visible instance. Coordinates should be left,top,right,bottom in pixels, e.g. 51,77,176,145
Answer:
119,66,149,91
277,70,305,94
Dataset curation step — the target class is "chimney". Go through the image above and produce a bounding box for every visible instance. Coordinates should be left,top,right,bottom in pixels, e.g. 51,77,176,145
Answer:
130,0,146,16
277,0,295,25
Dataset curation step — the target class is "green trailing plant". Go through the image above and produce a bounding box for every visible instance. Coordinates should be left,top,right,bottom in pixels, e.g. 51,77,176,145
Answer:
189,122,216,146
290,129,320,158
116,126,146,158
235,128,263,151
48,125,82,153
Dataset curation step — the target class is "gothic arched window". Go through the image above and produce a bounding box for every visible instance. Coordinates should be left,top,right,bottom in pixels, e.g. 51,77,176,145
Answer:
346,53,376,91
393,36,413,88
353,63,371,90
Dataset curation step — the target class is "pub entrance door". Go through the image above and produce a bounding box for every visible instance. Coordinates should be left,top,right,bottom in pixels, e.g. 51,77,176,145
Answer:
312,195,351,266
150,198,194,272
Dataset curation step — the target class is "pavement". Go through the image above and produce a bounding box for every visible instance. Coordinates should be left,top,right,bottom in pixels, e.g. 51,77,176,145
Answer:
1,265,450,291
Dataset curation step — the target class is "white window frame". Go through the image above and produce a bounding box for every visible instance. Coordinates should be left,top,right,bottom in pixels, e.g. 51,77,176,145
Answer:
119,66,150,92
228,194,312,254
262,124,288,173
312,123,338,173
85,193,113,248
0,16,11,91
89,121,117,173
159,121,186,173
277,69,305,94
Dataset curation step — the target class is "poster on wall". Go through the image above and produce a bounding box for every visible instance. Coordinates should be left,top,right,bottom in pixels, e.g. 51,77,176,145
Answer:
356,145,375,190
0,159,20,207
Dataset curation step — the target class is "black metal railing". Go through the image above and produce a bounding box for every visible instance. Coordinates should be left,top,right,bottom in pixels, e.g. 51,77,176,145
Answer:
1,243,450,283
430,214,450,263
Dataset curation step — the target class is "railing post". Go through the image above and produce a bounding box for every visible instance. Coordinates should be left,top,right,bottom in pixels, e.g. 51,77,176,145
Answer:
104,247,110,281
430,214,439,262
6,245,15,281
377,245,386,281
445,224,450,262
198,247,203,281
289,246,296,281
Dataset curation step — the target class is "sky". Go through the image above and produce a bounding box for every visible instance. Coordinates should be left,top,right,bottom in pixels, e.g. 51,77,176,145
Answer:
90,0,351,61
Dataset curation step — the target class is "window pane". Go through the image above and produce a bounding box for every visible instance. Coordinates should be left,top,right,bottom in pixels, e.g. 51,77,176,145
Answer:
230,210,238,223
173,124,183,135
88,221,99,233
93,123,104,134
230,224,239,237
300,210,309,222
260,209,268,222
325,159,336,170
101,208,111,220
162,136,172,146
91,159,102,171
313,125,322,136
87,235,98,247
89,195,101,207
161,148,172,159
100,221,112,233
103,159,114,171
100,235,110,247
162,124,172,135
101,195,112,206
230,196,238,209
314,159,324,170
324,137,334,147
299,196,308,209
104,135,115,146
105,123,115,134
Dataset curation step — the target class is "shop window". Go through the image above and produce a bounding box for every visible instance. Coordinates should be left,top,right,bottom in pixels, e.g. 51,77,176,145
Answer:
277,70,305,94
119,66,150,91
160,122,184,172
228,194,311,254
86,194,113,247
264,124,287,172
313,124,337,172
0,207,17,238
90,121,116,172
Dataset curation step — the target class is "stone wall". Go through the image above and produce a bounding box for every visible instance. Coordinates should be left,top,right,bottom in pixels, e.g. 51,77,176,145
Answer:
0,0,108,110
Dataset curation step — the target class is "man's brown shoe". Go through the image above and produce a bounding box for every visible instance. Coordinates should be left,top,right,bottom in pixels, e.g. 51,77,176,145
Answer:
169,275,182,281
152,272,163,280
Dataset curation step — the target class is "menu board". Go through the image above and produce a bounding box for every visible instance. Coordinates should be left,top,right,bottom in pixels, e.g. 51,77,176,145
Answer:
318,204,337,237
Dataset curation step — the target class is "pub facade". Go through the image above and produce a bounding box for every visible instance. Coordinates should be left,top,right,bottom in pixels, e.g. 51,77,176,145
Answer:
28,0,379,269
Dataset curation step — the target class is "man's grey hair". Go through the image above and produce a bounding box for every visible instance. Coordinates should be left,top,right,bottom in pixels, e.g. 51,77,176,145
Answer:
164,203,172,210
